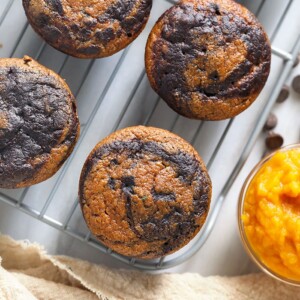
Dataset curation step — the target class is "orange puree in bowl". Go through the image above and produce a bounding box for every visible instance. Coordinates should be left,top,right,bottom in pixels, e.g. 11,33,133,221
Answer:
243,148,300,281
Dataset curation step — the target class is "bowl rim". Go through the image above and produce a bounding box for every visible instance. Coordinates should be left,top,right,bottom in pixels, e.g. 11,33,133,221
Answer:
238,143,300,286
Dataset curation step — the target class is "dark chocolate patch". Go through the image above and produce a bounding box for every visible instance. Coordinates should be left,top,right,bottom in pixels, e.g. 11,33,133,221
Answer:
209,71,219,81
103,0,151,35
151,188,176,201
121,176,135,195
79,28,92,41
35,13,50,28
0,64,78,188
94,28,116,44
70,24,80,33
140,209,194,245
211,3,221,15
45,0,64,16
43,25,61,43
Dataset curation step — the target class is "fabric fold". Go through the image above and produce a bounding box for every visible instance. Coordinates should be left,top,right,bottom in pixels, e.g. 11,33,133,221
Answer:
0,235,298,300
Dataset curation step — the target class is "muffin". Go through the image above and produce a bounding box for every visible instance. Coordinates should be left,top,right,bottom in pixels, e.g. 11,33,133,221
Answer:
0,56,79,188
79,126,212,259
145,0,271,120
23,0,152,58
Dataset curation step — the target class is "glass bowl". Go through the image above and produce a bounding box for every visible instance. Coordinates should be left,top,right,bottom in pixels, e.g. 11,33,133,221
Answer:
238,144,300,286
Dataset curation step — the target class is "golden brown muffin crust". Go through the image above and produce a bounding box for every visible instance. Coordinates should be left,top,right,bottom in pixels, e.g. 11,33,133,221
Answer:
145,0,271,120
79,126,211,259
23,0,152,58
0,56,79,188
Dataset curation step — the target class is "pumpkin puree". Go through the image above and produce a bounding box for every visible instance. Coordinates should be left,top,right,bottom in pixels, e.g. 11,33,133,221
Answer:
243,148,300,281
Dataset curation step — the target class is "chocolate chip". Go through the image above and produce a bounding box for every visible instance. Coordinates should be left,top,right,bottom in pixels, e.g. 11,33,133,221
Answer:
276,84,289,103
292,75,300,94
293,54,300,68
265,132,284,150
263,113,277,131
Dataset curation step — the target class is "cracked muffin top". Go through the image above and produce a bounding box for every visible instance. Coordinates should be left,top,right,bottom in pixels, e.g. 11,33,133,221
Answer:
23,0,152,58
0,56,79,188
145,0,271,120
79,126,211,259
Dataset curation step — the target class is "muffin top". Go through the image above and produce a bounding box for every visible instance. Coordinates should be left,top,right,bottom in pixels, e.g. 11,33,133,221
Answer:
0,56,79,188
23,0,152,58
79,126,211,259
145,0,271,120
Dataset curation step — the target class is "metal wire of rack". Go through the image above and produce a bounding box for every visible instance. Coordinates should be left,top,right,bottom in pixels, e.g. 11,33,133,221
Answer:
0,0,299,270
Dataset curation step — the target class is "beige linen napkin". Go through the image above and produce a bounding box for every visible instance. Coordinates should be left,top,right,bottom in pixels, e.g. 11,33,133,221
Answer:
0,235,298,300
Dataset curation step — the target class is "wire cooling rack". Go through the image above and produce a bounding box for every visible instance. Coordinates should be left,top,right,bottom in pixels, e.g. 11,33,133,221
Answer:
0,0,299,270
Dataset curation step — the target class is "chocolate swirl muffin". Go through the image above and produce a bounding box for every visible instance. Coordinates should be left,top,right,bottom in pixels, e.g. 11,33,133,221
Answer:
0,56,79,188
145,0,271,120
79,126,211,259
23,0,152,58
